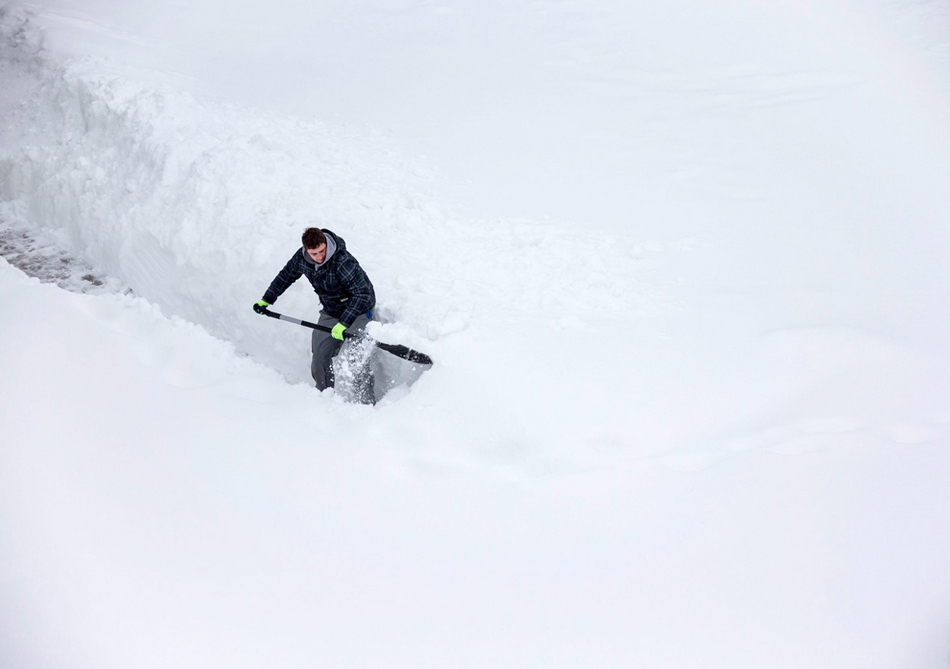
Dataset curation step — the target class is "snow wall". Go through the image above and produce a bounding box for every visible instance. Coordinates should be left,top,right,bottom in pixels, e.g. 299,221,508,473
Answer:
0,6,654,386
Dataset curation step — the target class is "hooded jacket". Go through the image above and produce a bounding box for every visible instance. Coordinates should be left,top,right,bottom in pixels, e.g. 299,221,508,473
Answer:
262,229,376,327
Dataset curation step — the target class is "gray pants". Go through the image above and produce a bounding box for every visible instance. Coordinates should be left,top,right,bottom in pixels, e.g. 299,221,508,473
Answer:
311,311,374,403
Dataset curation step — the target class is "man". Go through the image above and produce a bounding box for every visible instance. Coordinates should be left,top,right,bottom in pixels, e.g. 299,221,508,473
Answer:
253,227,376,403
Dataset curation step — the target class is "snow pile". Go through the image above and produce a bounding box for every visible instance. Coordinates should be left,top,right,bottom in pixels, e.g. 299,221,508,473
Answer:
0,6,657,386
4,254,950,669
2,1,950,666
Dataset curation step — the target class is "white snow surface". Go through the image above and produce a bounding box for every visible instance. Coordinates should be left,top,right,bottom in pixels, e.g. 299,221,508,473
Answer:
2,1,950,667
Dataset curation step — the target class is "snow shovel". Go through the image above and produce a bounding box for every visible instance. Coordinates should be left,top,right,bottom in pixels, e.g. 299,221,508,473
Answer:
256,305,433,366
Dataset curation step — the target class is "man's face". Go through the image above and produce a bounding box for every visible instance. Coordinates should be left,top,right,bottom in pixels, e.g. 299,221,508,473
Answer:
306,243,327,264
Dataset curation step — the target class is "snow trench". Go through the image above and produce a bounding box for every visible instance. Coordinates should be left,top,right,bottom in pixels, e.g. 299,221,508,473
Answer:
0,7,659,388
0,219,124,294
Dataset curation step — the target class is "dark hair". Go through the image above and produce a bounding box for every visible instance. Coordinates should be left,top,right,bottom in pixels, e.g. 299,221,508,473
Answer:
302,227,327,249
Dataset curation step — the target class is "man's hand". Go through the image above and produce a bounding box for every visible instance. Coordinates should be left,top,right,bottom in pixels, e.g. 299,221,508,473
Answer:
253,299,270,314
331,322,347,341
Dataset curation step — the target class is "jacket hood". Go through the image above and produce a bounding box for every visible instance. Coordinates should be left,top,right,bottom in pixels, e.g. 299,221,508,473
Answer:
326,230,346,252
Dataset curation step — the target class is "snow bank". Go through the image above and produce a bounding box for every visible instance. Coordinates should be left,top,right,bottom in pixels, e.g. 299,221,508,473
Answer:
3,2,950,666
2,1,949,474
0,6,658,388
3,255,950,669
2,0,950,494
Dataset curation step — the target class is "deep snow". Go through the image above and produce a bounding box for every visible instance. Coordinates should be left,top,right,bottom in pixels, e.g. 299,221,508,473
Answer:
2,1,950,667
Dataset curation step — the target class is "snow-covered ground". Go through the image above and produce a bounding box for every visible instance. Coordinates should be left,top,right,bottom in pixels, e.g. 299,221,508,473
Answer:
2,1,950,667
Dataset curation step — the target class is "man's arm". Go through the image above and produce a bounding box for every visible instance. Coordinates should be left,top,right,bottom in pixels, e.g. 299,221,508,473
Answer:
262,250,305,305
337,258,376,327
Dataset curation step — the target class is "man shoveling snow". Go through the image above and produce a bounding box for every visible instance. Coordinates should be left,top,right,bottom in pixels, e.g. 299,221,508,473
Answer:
254,227,376,404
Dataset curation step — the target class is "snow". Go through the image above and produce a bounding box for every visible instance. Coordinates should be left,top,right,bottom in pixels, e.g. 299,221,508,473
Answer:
2,1,950,667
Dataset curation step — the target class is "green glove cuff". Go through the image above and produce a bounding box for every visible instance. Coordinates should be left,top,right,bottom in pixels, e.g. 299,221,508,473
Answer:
253,299,270,314
331,322,347,340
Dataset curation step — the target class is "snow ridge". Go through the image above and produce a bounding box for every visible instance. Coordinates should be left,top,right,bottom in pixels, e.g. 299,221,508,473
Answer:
3,3,950,667
0,8,662,384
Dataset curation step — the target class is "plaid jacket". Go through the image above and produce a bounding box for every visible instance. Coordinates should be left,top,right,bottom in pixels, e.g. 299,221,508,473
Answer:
262,230,376,327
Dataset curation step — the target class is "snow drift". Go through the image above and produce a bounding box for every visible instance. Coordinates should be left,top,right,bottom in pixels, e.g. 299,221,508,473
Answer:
3,1,950,667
